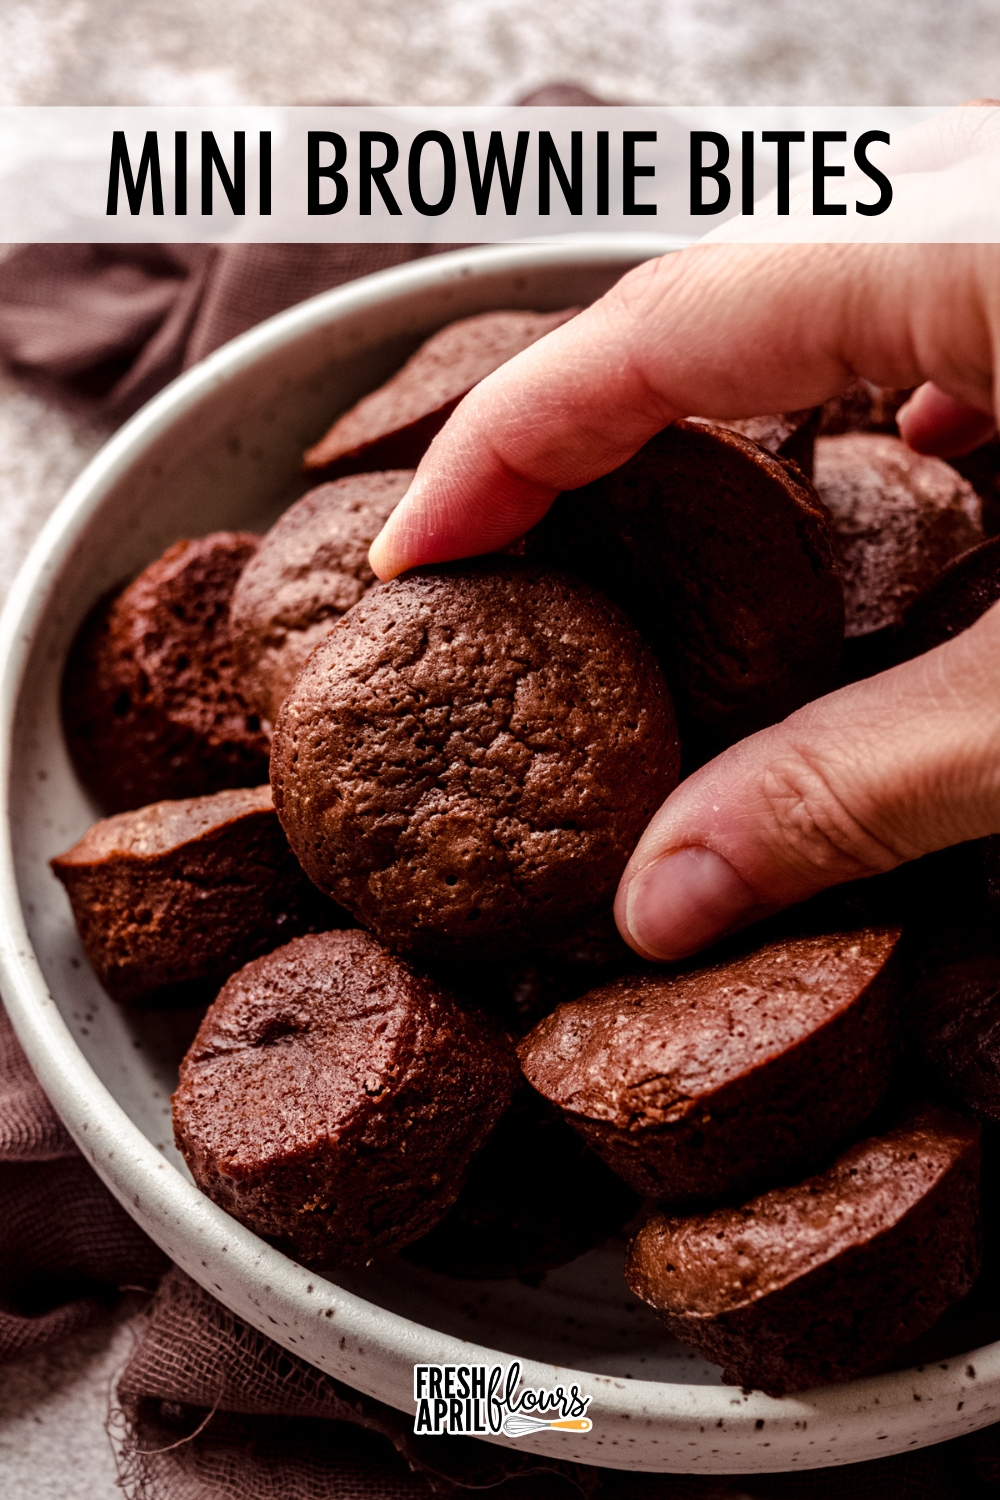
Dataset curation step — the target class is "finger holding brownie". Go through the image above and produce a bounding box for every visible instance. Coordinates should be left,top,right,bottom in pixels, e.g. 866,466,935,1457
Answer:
368,241,1000,960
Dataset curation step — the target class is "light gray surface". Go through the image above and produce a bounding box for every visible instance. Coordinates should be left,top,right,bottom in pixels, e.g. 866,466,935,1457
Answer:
0,2,990,1497
0,0,998,108
0,1297,146,1500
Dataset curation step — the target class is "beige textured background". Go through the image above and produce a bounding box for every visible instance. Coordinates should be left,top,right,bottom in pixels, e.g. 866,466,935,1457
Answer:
0,2,996,1494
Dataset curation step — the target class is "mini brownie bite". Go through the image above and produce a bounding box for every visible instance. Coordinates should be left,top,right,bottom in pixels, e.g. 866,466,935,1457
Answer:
813,433,982,638
699,407,820,477
518,929,902,1204
172,928,520,1269
950,437,1000,537
403,1087,640,1280
303,308,577,474
271,560,680,961
625,1105,982,1396
63,533,270,813
51,786,343,1006
911,952,1000,1122
229,472,412,722
531,420,843,757
894,534,1000,660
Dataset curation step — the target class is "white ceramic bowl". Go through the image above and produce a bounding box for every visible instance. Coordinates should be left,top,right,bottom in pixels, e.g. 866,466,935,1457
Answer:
1,237,997,1476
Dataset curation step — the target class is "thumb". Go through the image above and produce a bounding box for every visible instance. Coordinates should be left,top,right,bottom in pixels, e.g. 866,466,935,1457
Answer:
615,604,1000,960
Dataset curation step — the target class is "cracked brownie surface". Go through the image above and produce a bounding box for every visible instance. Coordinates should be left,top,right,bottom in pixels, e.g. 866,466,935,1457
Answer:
230,470,412,721
519,927,903,1203
63,532,270,812
814,432,982,638
51,785,344,1006
270,559,680,960
625,1105,982,1395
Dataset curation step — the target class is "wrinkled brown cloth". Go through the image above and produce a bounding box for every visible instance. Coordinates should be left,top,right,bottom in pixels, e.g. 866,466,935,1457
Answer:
0,242,445,424
2,103,1000,1492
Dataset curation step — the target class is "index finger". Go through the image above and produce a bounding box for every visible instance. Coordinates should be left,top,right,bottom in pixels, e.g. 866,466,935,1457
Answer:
369,241,999,579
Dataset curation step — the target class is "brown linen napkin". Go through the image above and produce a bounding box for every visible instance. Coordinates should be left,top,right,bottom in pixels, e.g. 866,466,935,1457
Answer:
0,1005,167,1358
110,1265,1000,1500
112,1267,614,1500
0,243,441,423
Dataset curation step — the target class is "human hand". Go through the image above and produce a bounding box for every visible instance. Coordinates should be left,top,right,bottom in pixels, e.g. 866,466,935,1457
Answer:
368,241,1000,958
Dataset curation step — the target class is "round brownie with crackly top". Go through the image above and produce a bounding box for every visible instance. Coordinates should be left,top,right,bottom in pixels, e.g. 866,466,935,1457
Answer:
270,560,680,960
814,433,982,639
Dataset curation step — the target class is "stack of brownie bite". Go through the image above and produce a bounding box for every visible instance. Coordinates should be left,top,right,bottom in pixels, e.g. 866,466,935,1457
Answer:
51,310,1000,1398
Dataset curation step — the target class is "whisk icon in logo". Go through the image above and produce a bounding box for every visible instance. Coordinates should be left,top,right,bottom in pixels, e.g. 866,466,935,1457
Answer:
413,1361,593,1438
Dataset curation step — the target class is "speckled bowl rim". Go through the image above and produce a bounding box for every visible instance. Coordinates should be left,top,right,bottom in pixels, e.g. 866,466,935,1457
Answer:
0,236,998,1475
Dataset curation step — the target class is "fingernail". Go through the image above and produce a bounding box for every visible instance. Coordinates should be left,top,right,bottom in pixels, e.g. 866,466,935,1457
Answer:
367,530,395,580
368,516,407,581
623,847,761,960
369,480,421,579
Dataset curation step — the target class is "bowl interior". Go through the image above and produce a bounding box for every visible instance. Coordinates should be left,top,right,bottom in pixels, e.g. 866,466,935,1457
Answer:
6,240,999,1474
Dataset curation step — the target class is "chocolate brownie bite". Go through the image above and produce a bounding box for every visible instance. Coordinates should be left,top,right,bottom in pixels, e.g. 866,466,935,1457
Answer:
814,433,982,639
518,929,903,1204
303,309,578,475
271,560,680,961
895,534,1000,660
911,952,1000,1122
172,929,520,1269
625,1105,982,1396
229,472,412,722
532,420,843,758
51,786,343,1007
63,533,270,813
403,1087,640,1280
950,437,1000,537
